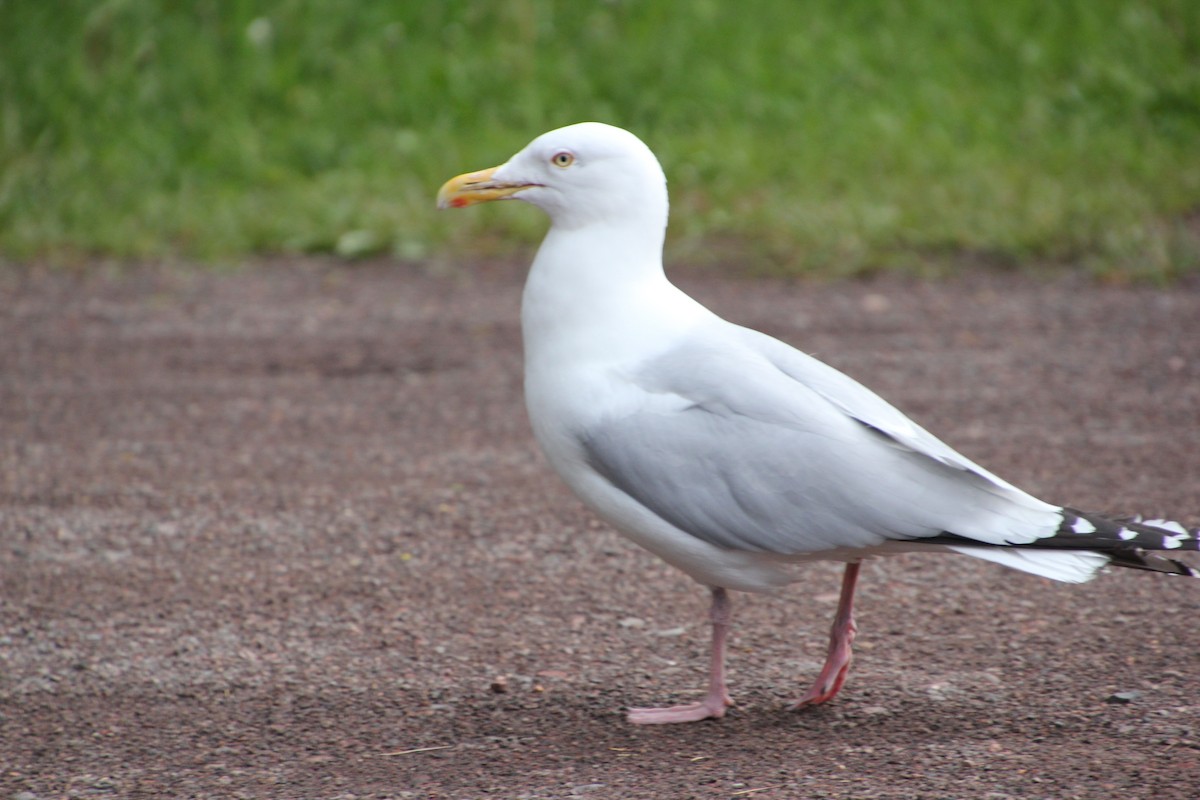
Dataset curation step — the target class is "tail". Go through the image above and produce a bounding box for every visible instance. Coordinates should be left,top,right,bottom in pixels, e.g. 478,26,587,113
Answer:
1052,508,1200,577
933,508,1200,582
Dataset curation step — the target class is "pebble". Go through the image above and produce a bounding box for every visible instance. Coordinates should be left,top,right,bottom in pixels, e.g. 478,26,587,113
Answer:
1106,691,1142,704
572,784,606,795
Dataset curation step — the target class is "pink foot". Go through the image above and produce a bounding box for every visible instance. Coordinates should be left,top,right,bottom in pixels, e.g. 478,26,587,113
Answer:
789,627,855,707
627,690,732,724
628,587,733,725
790,562,860,710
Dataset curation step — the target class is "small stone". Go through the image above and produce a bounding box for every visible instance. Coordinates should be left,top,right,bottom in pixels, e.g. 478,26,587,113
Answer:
572,784,606,795
861,293,890,313
1107,691,1142,704
618,617,646,629
490,675,509,694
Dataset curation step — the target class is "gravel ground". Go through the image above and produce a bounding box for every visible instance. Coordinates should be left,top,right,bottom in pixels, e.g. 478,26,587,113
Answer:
1,261,1198,799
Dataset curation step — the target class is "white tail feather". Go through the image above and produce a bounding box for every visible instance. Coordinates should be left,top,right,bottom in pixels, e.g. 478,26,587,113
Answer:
947,546,1108,583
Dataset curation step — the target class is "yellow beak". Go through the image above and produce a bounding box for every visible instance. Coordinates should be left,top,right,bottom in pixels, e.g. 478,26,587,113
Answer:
436,165,535,209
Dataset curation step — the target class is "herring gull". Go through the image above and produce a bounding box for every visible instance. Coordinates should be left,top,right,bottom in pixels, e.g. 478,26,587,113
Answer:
437,122,1199,724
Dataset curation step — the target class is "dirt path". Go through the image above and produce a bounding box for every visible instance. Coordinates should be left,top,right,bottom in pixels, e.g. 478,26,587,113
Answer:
2,262,1198,799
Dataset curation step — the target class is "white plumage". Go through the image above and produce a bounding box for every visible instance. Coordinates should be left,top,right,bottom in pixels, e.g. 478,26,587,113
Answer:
439,122,1199,723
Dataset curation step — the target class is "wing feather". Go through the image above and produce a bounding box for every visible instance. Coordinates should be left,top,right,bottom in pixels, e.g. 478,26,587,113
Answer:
580,326,1060,556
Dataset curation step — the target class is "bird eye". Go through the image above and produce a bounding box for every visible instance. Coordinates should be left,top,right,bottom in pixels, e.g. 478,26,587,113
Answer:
551,151,575,168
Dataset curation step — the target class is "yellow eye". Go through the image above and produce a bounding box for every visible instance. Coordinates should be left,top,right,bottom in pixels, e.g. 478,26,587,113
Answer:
551,151,575,168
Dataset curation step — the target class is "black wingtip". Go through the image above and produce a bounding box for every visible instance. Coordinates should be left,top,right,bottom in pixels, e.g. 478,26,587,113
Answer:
1057,508,1200,577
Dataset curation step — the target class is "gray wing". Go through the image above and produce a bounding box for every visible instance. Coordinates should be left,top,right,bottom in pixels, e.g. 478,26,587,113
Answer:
741,326,1024,489
580,327,1058,556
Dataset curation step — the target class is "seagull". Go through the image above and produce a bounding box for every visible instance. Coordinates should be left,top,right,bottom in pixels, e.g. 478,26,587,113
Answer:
438,122,1199,724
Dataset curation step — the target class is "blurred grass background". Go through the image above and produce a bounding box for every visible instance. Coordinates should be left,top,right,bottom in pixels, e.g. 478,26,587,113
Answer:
3,0,1199,278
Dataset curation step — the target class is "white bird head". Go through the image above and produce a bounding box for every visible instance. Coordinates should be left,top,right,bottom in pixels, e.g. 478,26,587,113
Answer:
438,122,669,233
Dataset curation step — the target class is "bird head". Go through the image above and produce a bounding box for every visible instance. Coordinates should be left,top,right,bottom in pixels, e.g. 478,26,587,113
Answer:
438,122,668,232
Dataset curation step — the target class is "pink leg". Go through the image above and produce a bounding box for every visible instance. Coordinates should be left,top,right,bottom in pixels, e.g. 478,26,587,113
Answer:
791,561,860,709
627,587,734,724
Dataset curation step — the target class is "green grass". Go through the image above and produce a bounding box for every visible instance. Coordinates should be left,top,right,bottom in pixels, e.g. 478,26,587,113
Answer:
3,0,1200,278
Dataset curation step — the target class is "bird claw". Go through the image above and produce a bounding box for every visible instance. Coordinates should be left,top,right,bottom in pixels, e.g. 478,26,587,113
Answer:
789,658,853,709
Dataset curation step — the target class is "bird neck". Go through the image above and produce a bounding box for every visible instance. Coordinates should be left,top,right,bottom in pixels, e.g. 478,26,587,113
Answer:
520,222,706,368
